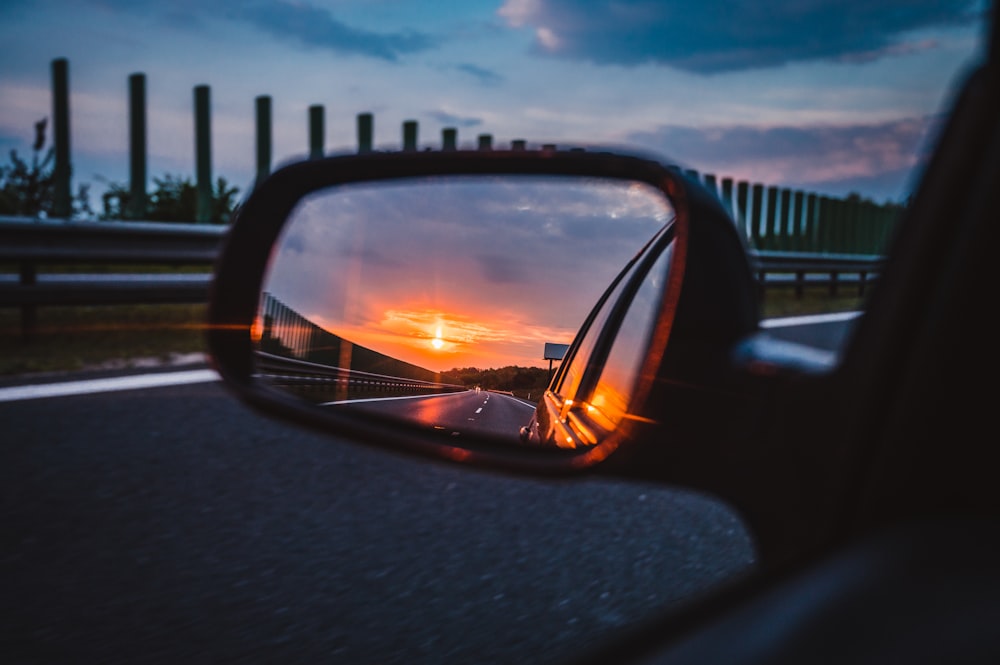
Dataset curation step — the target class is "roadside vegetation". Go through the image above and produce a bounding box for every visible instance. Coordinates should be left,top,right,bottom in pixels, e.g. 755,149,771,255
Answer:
0,304,208,376
1,118,239,222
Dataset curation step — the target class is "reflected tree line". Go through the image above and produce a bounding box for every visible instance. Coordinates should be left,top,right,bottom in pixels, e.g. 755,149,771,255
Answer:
441,366,551,400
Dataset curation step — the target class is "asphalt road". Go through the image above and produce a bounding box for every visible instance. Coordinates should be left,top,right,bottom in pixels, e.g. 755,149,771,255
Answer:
336,389,537,441
2,375,755,665
2,315,855,664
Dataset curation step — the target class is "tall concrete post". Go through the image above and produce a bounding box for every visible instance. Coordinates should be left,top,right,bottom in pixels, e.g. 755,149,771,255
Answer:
442,128,457,151
309,105,324,159
256,95,272,184
403,120,418,151
51,58,71,218
127,73,147,219
194,85,212,223
357,113,373,153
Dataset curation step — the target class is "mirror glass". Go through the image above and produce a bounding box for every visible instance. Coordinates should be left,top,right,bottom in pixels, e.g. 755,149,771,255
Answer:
253,175,675,447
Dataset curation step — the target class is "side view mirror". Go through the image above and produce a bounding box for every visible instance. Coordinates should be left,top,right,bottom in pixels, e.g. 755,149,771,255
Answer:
207,149,760,473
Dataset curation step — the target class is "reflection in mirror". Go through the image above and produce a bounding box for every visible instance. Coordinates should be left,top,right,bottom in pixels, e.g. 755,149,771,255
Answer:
252,176,674,447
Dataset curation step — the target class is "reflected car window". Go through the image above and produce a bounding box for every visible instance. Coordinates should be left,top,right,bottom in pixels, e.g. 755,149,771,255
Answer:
589,241,674,428
554,251,643,403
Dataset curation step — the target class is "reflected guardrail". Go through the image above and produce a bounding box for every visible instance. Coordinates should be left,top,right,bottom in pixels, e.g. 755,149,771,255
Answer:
254,351,467,402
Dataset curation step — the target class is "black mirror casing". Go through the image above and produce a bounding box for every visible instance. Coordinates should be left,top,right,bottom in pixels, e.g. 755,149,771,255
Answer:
207,149,760,475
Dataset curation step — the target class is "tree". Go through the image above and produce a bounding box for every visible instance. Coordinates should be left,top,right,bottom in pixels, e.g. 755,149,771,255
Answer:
0,118,92,217
101,173,240,224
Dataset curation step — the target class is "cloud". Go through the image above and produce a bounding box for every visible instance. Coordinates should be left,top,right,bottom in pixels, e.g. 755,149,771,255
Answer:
0,0,31,17
262,177,673,368
89,0,435,61
455,63,504,85
234,1,434,61
425,110,483,129
497,0,980,73
627,116,944,200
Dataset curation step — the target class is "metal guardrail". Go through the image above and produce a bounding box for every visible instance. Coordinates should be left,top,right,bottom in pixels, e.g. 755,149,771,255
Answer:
751,250,885,297
0,217,884,337
0,215,226,264
255,351,466,398
0,216,224,336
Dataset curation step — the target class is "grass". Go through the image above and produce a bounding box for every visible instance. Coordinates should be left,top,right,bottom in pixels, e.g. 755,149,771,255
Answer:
760,288,867,319
0,304,209,376
0,289,869,378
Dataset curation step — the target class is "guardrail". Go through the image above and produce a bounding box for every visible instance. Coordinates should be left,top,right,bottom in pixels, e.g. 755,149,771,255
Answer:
0,216,223,337
255,351,466,400
1,216,884,338
751,250,884,298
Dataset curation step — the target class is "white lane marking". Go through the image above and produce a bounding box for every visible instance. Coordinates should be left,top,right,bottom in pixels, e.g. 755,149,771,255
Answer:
0,369,219,403
761,311,861,328
489,392,538,410
475,407,483,414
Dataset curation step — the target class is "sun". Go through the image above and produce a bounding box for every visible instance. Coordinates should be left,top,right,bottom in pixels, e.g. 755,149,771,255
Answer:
430,326,445,350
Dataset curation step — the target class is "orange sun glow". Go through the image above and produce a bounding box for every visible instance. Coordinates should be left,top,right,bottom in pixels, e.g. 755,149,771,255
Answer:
431,326,445,350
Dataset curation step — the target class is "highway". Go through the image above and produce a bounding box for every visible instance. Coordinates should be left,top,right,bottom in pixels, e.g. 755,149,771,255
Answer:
333,389,536,442
0,315,849,664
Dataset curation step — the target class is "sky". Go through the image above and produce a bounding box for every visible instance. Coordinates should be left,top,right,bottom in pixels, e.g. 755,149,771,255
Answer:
263,177,672,370
0,0,990,208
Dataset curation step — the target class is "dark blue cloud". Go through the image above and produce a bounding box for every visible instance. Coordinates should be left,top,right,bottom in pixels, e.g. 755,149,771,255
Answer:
0,0,32,16
425,110,483,129
89,0,435,61
233,2,433,61
627,116,944,200
499,0,981,73
456,63,504,85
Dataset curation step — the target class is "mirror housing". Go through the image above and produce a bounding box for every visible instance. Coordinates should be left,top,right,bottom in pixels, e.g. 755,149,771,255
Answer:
208,149,759,474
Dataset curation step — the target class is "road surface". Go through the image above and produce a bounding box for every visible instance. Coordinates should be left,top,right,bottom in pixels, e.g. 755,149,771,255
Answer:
1,374,754,665
0,314,848,664
334,389,536,442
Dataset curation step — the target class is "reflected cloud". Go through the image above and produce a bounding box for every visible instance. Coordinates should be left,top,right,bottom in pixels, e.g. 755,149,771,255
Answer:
262,175,674,371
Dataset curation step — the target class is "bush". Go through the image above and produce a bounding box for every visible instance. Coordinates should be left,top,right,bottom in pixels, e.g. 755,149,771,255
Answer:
0,118,91,217
101,173,240,224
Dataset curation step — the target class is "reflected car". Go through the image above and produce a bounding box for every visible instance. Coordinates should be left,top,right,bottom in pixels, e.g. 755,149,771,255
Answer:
520,221,676,447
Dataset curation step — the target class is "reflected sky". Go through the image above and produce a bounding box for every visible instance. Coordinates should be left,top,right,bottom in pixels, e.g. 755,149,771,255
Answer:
262,176,673,371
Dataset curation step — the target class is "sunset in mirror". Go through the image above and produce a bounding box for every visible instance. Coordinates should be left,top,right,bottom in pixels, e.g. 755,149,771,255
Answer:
258,175,672,378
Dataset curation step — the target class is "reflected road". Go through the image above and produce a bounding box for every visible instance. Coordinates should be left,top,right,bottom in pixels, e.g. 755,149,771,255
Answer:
333,390,537,441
